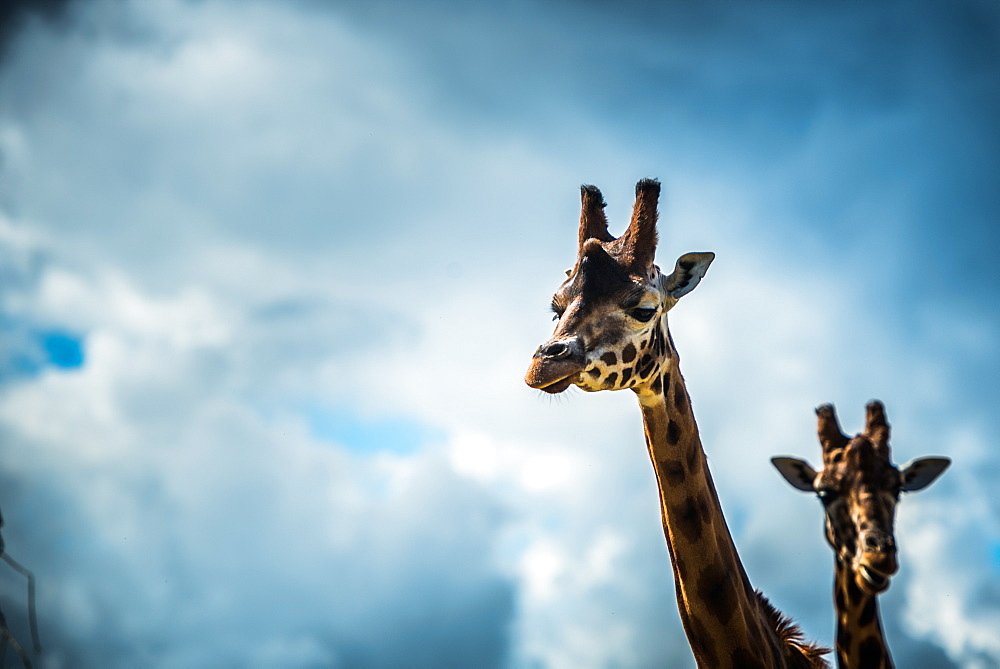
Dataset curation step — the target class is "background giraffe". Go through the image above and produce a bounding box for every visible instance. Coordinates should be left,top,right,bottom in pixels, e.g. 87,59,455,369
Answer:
526,179,828,668
772,401,950,668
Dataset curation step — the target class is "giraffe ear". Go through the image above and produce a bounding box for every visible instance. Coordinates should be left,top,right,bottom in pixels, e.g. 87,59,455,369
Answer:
663,252,715,299
899,457,951,492
771,457,818,492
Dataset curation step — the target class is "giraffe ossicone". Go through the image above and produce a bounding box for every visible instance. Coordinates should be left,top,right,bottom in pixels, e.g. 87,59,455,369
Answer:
527,180,829,668
772,401,950,668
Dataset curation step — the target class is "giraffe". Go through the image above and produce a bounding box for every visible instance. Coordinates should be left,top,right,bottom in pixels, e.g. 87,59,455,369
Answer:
525,179,828,668
772,401,950,668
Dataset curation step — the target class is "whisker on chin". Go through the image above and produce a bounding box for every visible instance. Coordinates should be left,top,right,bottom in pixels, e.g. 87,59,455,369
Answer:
534,384,579,405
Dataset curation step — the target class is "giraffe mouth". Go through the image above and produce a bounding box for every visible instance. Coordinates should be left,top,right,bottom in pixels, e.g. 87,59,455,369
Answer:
858,564,891,593
536,376,577,394
525,355,584,394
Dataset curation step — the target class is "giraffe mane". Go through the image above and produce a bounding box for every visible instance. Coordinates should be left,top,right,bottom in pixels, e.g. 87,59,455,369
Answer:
756,591,831,668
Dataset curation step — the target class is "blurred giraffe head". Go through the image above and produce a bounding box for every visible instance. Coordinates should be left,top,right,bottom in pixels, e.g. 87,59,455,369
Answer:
772,401,950,595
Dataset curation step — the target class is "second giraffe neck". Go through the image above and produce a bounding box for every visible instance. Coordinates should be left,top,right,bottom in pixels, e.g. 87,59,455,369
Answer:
636,359,785,668
834,561,893,669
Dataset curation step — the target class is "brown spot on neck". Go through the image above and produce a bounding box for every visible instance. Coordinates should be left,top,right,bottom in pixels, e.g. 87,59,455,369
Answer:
659,458,686,486
667,419,682,445
673,380,688,413
698,561,738,625
676,492,710,543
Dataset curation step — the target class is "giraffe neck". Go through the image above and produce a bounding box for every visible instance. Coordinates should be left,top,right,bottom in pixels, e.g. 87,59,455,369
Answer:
636,355,786,668
833,560,893,669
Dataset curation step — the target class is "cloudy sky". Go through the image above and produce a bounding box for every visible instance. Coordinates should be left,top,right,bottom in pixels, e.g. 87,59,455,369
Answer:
0,0,997,667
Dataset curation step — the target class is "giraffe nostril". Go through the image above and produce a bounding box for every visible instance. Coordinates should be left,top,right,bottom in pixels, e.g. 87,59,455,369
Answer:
861,531,894,554
540,341,572,359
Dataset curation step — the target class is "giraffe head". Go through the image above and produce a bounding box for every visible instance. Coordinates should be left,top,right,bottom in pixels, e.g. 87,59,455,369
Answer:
772,401,950,595
525,179,714,397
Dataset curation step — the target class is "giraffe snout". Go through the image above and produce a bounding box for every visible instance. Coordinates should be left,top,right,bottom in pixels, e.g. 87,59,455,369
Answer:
856,530,898,593
526,337,586,393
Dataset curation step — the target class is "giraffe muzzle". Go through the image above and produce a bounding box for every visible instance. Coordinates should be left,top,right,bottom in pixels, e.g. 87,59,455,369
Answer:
525,337,586,393
856,538,898,594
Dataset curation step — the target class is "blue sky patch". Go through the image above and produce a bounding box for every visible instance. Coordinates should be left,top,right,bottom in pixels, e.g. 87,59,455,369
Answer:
0,327,85,382
40,331,85,369
305,406,445,455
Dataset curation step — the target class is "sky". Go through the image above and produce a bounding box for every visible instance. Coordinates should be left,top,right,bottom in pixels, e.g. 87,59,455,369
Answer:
0,0,997,667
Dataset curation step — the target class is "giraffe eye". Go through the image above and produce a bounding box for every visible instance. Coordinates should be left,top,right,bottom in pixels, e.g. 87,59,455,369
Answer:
817,487,837,503
629,307,657,322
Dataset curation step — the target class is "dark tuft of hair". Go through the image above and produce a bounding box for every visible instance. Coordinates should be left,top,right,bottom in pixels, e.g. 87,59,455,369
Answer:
580,184,607,208
635,178,661,196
